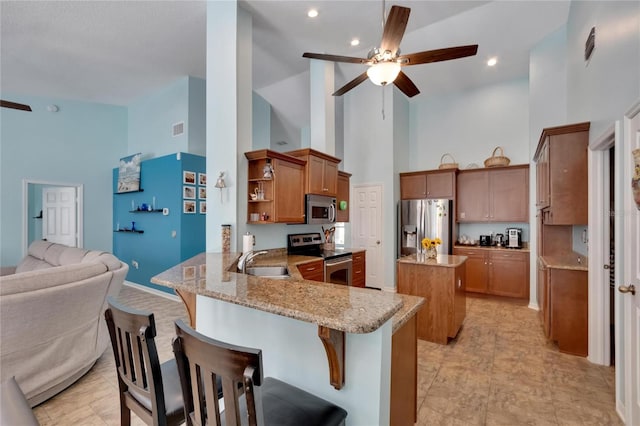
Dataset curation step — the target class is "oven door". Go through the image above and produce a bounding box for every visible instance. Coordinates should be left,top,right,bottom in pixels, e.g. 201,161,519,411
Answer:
324,255,352,286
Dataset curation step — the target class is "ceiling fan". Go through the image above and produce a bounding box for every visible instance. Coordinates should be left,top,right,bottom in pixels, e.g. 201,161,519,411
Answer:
302,4,478,98
1,100,32,111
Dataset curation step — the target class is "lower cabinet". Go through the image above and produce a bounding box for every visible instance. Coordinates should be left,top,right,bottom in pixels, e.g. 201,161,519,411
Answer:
397,261,466,344
297,259,324,282
548,268,588,356
453,247,529,299
352,251,366,288
390,314,417,426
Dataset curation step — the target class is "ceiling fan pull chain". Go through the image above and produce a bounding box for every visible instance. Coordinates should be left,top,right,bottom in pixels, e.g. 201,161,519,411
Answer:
381,87,386,120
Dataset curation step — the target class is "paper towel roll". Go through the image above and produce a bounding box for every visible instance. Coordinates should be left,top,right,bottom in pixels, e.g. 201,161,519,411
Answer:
243,233,254,253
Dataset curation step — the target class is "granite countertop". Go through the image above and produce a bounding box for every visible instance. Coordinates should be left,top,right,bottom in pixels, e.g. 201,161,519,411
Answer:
151,250,423,335
397,253,467,268
540,253,588,271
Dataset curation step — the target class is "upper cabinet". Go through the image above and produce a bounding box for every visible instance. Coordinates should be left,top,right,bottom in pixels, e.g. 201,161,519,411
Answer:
534,122,590,225
286,149,340,197
336,171,351,223
245,150,306,224
456,165,529,223
400,170,456,200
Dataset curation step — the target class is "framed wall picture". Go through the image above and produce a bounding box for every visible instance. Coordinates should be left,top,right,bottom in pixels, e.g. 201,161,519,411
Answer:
117,153,142,193
183,185,196,199
183,200,196,214
183,171,196,185
198,172,207,186
198,187,207,199
199,201,207,214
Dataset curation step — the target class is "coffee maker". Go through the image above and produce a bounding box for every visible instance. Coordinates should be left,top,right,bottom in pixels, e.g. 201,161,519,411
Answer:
506,228,522,249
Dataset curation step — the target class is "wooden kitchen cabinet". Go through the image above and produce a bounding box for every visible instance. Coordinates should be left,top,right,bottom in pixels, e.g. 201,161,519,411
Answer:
336,171,351,223
452,247,488,293
453,247,529,298
297,259,325,282
537,260,550,338
534,122,589,224
456,165,529,222
400,170,455,200
286,148,340,197
245,150,306,224
549,268,588,356
352,250,366,287
397,260,466,344
488,250,529,298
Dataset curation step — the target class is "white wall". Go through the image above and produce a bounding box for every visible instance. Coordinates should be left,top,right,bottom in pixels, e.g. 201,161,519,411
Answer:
566,1,640,138
409,78,530,171
343,84,398,288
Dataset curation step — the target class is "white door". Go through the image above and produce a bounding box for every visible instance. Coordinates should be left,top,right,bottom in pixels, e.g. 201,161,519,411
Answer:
620,100,640,424
352,184,383,289
42,186,77,247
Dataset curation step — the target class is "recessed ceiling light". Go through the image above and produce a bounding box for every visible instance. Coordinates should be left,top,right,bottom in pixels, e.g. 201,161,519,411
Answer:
487,57,497,67
350,38,360,47
307,9,318,18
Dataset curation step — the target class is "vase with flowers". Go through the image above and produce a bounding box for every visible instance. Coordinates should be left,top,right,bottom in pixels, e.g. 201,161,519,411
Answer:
421,237,441,260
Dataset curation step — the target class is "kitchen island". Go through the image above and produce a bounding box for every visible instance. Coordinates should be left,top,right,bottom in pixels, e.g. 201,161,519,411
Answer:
397,253,467,344
152,251,424,426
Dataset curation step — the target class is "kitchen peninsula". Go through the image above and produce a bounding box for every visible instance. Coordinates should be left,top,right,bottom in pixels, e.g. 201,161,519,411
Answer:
152,251,424,426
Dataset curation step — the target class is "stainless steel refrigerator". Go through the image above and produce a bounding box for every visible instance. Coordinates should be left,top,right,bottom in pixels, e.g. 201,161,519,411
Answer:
398,199,453,257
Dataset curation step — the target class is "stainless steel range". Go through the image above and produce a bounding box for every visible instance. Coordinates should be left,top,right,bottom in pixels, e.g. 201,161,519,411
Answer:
287,233,352,286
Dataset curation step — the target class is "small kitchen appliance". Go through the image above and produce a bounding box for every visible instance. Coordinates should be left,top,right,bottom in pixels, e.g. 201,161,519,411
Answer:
305,194,336,225
506,228,523,249
479,235,492,246
494,233,504,247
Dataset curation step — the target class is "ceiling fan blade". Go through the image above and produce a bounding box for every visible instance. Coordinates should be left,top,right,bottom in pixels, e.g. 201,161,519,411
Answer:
400,45,479,66
333,72,369,96
380,5,410,56
1,100,32,111
303,52,369,64
393,71,420,98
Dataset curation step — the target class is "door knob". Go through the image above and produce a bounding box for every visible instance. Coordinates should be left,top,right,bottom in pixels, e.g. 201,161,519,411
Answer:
376,240,381,245
619,284,636,295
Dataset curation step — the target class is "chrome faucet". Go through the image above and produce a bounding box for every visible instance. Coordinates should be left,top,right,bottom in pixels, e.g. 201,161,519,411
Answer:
237,250,268,273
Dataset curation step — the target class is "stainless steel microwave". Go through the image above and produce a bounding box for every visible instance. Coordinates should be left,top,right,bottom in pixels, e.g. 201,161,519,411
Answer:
305,194,336,225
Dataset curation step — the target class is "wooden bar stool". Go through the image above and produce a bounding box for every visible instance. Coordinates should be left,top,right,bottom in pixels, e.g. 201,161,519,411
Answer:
104,297,185,426
172,319,348,426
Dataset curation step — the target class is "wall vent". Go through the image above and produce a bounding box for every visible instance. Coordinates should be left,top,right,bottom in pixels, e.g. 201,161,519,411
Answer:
585,27,595,62
172,121,185,137
275,140,288,146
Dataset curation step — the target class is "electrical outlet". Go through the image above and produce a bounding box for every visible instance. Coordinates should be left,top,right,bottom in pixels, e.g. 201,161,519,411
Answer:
132,260,139,269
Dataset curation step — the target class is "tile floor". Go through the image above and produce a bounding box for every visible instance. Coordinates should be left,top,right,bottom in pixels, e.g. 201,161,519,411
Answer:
33,287,621,425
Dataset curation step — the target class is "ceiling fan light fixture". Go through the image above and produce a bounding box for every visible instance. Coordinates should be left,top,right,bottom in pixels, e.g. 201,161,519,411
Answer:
307,9,318,18
367,61,401,86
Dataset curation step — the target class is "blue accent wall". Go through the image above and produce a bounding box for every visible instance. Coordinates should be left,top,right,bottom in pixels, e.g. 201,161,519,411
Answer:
113,153,205,294
0,94,128,266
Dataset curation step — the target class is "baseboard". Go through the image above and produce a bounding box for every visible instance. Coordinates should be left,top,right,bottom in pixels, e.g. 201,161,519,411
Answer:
123,281,180,302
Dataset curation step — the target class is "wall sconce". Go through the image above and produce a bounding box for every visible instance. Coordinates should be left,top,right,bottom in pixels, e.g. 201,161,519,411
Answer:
214,172,226,202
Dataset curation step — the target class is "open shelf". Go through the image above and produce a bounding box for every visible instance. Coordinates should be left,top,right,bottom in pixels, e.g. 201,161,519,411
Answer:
114,189,144,194
129,209,163,213
114,229,144,234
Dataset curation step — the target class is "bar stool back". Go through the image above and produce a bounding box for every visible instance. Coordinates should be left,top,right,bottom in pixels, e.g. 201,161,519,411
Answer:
172,319,347,426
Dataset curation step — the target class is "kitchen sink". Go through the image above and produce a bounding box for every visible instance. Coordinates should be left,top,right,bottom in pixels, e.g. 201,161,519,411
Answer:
244,266,290,279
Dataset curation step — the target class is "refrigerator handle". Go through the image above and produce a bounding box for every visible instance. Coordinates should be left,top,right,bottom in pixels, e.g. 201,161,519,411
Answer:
418,200,425,251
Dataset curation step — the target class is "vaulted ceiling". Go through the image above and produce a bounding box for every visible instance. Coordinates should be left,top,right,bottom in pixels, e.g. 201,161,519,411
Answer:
1,1,571,128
